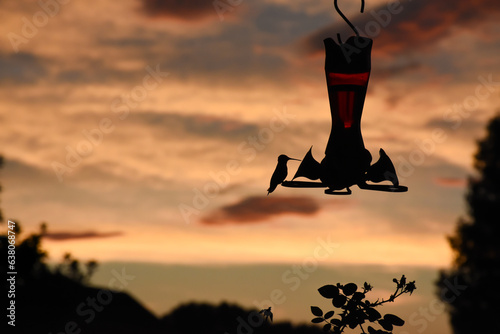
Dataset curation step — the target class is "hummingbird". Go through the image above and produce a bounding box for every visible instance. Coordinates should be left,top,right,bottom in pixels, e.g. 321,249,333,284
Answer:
259,307,273,322
267,155,300,195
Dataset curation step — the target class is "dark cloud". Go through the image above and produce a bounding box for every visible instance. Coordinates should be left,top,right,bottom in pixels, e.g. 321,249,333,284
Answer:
53,58,154,84
201,196,321,224
0,52,47,83
132,112,259,140
139,0,215,20
165,37,287,85
97,37,157,48
43,231,123,241
434,177,467,188
298,0,500,57
62,110,259,142
372,61,422,79
424,116,487,134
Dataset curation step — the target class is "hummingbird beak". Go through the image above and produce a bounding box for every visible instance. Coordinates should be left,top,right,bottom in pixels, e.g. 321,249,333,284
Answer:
288,158,301,161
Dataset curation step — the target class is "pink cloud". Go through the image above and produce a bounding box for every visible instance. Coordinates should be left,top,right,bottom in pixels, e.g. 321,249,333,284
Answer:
43,231,123,241
201,195,321,225
434,177,467,188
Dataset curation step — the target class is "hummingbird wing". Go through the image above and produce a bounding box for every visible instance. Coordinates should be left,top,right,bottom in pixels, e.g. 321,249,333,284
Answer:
268,164,287,195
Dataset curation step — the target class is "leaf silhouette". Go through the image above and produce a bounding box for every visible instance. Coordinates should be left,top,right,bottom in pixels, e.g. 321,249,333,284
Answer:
330,318,342,326
332,294,347,307
384,313,405,326
318,285,340,298
352,291,365,301
312,317,324,323
342,283,358,296
311,306,323,317
378,318,393,331
324,310,335,319
323,323,332,332
365,307,381,321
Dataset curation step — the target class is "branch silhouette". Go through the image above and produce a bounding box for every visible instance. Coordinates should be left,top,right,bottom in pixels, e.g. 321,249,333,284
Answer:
311,275,416,334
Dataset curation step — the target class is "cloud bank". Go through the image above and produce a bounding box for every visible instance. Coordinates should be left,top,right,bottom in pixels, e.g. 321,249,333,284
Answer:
298,0,500,57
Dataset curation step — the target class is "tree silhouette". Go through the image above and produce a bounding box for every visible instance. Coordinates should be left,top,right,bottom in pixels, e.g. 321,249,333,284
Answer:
437,114,500,334
1,222,98,285
0,155,3,222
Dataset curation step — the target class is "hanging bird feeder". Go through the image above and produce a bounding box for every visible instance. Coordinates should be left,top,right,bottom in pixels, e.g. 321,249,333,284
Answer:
268,0,408,195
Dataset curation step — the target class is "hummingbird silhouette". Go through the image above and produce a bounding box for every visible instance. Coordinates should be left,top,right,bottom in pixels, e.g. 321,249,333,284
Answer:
267,155,300,195
259,307,273,322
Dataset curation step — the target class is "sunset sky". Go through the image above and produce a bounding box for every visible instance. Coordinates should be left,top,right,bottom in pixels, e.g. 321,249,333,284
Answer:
2,0,500,332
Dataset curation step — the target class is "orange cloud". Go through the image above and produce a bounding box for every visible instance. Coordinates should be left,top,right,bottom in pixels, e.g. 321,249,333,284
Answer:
201,196,321,224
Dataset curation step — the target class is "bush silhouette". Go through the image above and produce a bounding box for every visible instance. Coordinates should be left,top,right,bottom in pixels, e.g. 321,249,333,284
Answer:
311,276,415,334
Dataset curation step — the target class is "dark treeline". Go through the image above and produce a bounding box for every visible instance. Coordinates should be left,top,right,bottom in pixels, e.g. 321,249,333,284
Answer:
1,224,323,334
